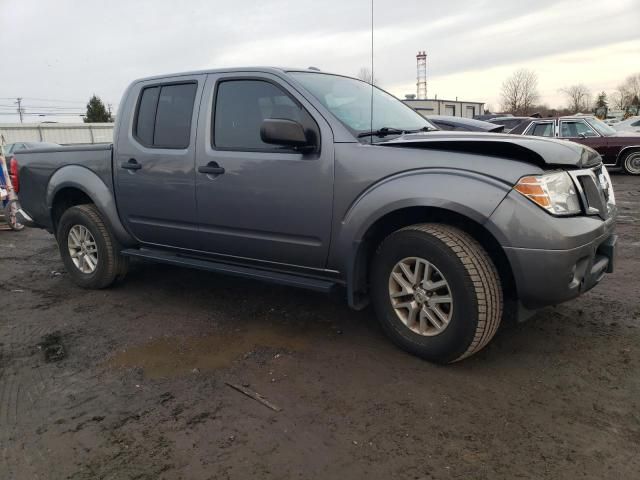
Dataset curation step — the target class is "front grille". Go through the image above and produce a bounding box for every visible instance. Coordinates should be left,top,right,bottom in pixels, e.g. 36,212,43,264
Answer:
570,166,615,219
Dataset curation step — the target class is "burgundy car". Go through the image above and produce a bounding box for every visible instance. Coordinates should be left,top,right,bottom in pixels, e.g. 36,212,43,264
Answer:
510,116,640,175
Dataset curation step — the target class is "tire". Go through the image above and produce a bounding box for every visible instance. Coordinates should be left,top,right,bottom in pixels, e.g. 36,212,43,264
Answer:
5,200,25,231
370,223,503,363
622,150,640,175
56,204,129,289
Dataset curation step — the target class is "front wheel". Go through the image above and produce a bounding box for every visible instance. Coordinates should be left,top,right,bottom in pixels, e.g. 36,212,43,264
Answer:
622,150,640,175
370,223,503,363
57,204,128,289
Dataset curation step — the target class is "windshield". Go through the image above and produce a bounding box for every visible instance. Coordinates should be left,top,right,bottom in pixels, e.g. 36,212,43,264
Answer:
587,117,616,136
289,72,435,140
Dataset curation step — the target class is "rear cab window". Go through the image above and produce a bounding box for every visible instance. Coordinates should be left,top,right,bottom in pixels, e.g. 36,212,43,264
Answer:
134,82,198,148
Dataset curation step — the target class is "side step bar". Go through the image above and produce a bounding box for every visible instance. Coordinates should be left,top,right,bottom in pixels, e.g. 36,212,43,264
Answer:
121,248,338,293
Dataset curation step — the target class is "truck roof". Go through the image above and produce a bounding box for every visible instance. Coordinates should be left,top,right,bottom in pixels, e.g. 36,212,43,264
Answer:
131,66,327,84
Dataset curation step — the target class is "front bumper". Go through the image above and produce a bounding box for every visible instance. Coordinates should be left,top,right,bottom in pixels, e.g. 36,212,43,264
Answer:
488,188,617,310
504,232,616,309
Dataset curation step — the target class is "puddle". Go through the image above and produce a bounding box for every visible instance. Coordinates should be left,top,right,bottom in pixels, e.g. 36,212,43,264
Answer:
108,326,309,378
38,332,67,363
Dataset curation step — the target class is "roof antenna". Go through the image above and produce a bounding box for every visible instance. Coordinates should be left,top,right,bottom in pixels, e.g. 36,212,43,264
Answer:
369,0,374,144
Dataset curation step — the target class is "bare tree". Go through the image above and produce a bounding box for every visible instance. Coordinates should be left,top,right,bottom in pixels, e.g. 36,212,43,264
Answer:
356,67,378,85
622,73,640,100
560,84,592,113
500,69,539,115
611,88,629,110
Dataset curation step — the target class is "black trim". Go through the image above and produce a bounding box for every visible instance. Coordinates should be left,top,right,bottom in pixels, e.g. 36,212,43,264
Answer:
132,80,198,150
210,76,321,154
121,247,342,292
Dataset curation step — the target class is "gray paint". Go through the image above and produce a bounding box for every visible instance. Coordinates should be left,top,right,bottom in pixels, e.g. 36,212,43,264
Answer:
14,68,617,312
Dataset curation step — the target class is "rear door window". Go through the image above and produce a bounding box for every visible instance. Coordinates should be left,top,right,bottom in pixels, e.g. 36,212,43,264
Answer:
135,87,160,146
134,82,197,148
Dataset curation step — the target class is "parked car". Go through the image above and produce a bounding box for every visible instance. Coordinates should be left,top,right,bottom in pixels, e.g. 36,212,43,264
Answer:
473,114,511,121
510,116,640,175
488,116,533,133
612,116,640,133
426,115,504,132
14,68,617,363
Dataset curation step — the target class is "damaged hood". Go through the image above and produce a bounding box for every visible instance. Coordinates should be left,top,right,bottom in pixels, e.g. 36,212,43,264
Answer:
380,131,601,169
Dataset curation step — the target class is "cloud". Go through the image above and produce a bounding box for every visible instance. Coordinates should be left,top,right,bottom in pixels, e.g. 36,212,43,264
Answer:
0,0,638,122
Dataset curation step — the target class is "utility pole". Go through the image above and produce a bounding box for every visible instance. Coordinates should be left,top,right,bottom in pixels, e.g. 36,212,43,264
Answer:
15,97,24,123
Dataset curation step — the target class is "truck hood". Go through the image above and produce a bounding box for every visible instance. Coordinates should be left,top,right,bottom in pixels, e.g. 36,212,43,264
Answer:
380,131,601,169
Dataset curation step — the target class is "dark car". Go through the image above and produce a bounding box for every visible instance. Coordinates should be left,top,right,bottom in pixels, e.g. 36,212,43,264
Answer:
510,116,640,174
473,114,510,121
426,115,504,132
488,116,532,133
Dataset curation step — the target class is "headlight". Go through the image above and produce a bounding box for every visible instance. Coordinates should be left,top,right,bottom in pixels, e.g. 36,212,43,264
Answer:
514,171,581,216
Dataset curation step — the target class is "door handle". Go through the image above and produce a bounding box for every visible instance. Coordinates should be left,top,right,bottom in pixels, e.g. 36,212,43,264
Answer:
121,158,142,170
198,162,225,176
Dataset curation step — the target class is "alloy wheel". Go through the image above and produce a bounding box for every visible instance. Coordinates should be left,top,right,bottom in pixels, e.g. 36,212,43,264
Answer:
68,225,99,274
388,257,453,336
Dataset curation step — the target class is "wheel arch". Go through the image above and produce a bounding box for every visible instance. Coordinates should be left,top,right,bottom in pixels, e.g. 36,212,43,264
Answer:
346,205,516,311
617,146,640,172
47,165,136,246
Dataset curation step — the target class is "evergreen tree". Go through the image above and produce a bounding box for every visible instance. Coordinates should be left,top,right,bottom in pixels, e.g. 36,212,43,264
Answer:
595,91,608,108
84,95,113,123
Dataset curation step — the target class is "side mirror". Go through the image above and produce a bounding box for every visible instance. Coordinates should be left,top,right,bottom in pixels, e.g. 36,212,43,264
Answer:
578,132,587,139
260,119,315,151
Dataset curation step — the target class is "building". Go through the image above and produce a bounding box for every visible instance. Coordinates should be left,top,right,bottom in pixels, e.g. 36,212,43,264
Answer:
0,122,114,145
402,98,485,119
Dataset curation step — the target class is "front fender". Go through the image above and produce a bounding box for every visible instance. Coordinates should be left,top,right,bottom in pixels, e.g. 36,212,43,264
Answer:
330,169,513,307
47,165,136,246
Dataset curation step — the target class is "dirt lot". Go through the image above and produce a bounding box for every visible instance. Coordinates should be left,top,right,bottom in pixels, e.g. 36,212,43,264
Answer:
1,174,639,480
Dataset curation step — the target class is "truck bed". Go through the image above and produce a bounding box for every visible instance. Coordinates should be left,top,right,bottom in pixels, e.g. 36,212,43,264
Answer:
15,143,114,232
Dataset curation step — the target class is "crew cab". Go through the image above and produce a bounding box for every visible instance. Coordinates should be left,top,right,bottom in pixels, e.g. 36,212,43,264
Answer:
14,68,617,363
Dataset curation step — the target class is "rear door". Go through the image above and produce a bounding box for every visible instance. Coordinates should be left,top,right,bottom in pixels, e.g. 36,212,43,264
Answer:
193,72,334,268
114,75,204,249
523,120,555,138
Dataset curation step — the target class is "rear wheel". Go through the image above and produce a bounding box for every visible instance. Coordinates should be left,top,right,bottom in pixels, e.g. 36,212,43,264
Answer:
57,204,128,288
370,223,503,363
622,150,640,175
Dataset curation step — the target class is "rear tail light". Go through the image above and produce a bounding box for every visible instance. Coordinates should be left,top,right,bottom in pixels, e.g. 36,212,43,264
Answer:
9,156,19,193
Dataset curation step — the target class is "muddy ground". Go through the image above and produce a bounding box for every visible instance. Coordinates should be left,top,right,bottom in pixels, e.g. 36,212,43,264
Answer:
1,174,639,480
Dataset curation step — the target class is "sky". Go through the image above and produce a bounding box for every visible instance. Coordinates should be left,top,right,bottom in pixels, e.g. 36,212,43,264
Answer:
0,0,638,123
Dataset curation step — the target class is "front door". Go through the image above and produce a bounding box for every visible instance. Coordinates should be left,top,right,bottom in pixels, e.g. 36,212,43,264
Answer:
114,75,204,250
558,118,610,158
194,73,334,269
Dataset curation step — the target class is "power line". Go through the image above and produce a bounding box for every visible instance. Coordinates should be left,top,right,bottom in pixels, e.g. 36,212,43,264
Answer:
0,97,87,104
0,104,86,110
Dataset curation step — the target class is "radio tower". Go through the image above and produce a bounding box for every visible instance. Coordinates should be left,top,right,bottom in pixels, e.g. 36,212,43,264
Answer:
416,51,427,100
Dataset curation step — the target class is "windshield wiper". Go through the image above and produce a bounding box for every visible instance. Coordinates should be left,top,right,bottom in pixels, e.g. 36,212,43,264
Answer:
357,126,434,138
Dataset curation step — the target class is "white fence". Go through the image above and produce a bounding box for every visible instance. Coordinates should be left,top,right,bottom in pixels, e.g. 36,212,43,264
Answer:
0,123,114,145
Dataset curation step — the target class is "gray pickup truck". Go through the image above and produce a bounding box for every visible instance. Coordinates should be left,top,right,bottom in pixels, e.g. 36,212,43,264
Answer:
15,67,617,363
